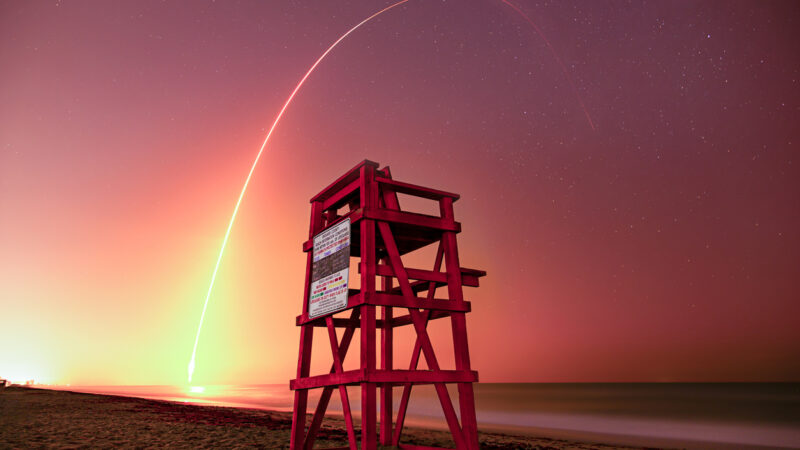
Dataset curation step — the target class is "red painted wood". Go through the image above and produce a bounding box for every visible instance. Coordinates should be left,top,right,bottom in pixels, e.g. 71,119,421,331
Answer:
428,243,445,301
360,163,378,450
326,317,357,448
394,243,444,445
296,315,370,328
291,161,482,450
441,197,479,450
377,173,401,448
291,368,478,390
370,293,471,312
373,262,487,288
291,370,363,390
389,310,450,328
375,176,460,201
291,200,325,450
338,389,357,450
310,159,378,203
364,208,460,232
370,370,478,384
378,222,466,448
380,258,394,446
302,201,324,315
321,177,361,212
392,379,412,446
290,325,313,449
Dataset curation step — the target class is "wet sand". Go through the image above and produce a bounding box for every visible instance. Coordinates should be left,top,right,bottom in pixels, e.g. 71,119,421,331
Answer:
0,386,643,449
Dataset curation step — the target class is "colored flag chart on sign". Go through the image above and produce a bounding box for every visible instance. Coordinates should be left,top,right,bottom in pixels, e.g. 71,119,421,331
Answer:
309,218,351,319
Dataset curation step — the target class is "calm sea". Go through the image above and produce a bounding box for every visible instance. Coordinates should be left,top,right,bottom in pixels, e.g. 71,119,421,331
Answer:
54,383,800,448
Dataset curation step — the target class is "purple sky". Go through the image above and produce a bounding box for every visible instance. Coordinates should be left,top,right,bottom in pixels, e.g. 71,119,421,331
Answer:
0,0,798,384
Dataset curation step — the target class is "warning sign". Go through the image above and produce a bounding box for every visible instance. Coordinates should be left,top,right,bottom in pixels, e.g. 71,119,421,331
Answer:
309,218,350,319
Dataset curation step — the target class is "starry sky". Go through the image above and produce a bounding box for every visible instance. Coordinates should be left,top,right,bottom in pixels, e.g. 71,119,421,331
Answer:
1,0,798,385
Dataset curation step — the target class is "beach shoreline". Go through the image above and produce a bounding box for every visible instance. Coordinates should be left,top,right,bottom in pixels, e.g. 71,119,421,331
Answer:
0,386,636,449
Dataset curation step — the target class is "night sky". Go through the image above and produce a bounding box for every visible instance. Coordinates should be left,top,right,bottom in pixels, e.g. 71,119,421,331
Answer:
1,0,798,385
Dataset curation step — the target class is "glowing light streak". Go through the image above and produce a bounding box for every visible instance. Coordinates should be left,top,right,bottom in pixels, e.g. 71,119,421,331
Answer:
501,0,596,131
188,0,410,383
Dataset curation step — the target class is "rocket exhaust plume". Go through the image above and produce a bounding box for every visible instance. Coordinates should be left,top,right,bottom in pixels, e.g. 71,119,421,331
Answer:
501,0,596,131
188,0,410,384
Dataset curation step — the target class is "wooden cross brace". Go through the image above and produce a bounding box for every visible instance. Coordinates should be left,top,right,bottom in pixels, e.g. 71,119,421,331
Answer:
378,222,468,449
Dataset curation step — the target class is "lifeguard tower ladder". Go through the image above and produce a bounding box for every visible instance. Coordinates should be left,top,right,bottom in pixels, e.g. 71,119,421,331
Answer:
290,160,485,449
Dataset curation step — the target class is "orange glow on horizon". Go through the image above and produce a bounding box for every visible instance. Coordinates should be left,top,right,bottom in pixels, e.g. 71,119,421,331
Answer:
1,1,798,387
187,0,411,385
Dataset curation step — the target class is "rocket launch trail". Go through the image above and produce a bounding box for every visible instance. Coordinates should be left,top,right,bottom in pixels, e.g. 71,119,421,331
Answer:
188,0,410,383
501,0,596,131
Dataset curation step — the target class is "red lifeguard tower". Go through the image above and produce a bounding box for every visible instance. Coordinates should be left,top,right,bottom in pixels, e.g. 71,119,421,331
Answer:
290,160,485,449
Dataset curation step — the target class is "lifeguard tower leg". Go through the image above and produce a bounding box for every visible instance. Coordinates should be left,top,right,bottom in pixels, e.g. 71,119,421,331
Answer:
359,163,378,450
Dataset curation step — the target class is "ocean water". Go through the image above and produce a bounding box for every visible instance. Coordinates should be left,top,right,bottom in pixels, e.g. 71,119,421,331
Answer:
56,383,800,448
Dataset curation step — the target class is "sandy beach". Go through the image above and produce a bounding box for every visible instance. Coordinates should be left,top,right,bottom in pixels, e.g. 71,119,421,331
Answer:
0,387,640,449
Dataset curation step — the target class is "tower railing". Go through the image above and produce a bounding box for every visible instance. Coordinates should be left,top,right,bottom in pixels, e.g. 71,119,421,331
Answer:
290,160,485,450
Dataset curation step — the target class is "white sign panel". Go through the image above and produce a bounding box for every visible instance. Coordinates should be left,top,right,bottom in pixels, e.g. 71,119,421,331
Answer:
308,218,350,319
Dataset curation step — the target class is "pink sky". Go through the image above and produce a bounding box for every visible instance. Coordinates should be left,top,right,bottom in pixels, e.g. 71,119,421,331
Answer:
1,0,798,385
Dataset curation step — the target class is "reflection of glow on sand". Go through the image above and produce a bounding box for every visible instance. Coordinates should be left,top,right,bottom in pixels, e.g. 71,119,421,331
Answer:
49,384,800,448
189,386,205,394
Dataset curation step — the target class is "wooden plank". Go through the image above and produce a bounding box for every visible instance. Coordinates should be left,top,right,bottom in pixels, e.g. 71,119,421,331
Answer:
291,200,326,450
406,306,467,449
374,207,432,445
440,197,479,450
326,317,346,373
299,317,391,329
290,369,365,390
371,293,470,312
364,208,460,232
325,317,357,449
290,325,314,449
291,368,478,389
427,243,444,302
460,267,487,278
369,370,478,384
379,169,400,448
305,386,333,450
380,258,393,446
378,198,446,447
360,163,378,450
301,201,324,316
378,222,466,449
375,265,447,283
392,378,413,446
394,243,444,445
373,264,481,289
375,176,460,201
390,310,450,327
321,177,360,212
310,159,378,203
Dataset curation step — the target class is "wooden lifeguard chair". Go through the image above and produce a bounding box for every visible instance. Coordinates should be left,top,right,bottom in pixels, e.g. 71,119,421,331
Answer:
290,160,485,449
